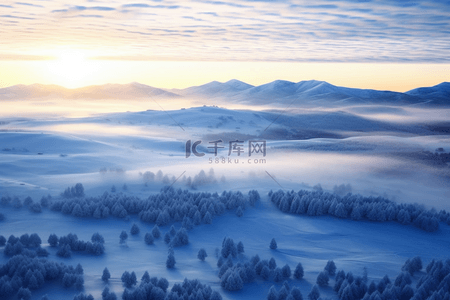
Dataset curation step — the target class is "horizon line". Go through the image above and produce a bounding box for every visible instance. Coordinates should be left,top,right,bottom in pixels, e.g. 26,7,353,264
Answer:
1,79,448,93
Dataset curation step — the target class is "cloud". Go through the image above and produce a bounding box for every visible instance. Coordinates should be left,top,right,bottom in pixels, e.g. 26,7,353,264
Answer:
195,1,253,8
15,2,44,8
0,14,35,20
71,14,104,18
52,5,115,12
74,6,115,11
0,54,53,60
1,0,450,63
121,3,182,9
122,3,151,8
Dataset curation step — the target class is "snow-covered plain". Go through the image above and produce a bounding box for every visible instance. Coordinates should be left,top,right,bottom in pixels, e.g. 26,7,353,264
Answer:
0,81,450,300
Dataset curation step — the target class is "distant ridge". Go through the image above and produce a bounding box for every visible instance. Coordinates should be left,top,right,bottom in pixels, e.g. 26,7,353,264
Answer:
169,79,254,98
0,80,448,106
405,82,450,105
0,82,180,100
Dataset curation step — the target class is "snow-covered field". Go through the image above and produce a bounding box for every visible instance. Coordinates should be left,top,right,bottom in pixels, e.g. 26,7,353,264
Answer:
1,81,450,300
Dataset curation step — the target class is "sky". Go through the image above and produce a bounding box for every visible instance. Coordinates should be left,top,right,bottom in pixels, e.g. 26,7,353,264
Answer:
0,0,449,91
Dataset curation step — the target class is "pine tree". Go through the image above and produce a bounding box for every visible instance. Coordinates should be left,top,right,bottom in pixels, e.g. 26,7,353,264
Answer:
17,287,32,300
261,266,270,280
294,263,304,280
324,260,337,276
29,233,42,247
166,253,176,269
130,271,137,287
152,225,161,238
267,286,278,300
308,285,320,300
279,286,289,300
282,264,292,278
28,274,39,289
121,271,132,288
274,268,283,282
91,232,105,244
237,241,244,254
169,225,177,236
141,271,150,283
290,287,303,300
102,268,111,282
145,233,154,245
269,257,277,270
130,223,140,235
119,231,128,244
316,271,329,286
210,291,222,300
164,232,171,244
75,275,84,290
198,248,207,261
48,234,58,247
236,206,244,217
204,211,213,224
225,272,243,291
270,238,277,250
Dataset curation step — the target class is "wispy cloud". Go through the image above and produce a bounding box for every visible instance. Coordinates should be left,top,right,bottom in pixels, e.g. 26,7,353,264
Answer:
1,0,449,62
15,2,44,8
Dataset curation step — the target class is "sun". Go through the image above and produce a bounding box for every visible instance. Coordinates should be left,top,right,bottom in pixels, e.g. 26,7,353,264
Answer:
45,49,100,88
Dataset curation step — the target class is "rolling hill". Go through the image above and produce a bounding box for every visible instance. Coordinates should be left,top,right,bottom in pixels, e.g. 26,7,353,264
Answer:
1,80,449,107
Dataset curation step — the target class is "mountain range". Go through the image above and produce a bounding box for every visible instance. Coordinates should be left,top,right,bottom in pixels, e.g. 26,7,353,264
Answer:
1,79,449,107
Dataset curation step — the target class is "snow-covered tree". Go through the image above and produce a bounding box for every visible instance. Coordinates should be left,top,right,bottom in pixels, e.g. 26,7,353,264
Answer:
198,248,208,261
119,231,128,244
130,223,140,235
48,234,58,247
270,238,277,250
267,286,278,300
102,268,110,282
325,260,337,276
17,287,32,300
282,264,292,278
236,206,244,217
237,241,244,254
164,232,171,244
308,285,320,300
121,271,136,288
290,287,303,300
317,271,329,286
294,263,304,280
152,225,161,238
102,287,117,300
166,253,176,269
145,233,154,245
91,232,105,244
261,266,270,280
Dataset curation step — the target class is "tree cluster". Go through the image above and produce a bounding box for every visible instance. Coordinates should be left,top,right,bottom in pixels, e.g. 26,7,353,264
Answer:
3,233,47,257
119,275,222,300
333,257,450,300
267,282,303,300
216,239,298,291
270,189,441,232
0,254,84,299
49,233,105,257
1,196,43,214
62,183,85,198
48,187,259,231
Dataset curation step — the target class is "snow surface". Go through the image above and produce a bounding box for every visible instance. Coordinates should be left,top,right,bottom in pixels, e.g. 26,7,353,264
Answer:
1,83,450,300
